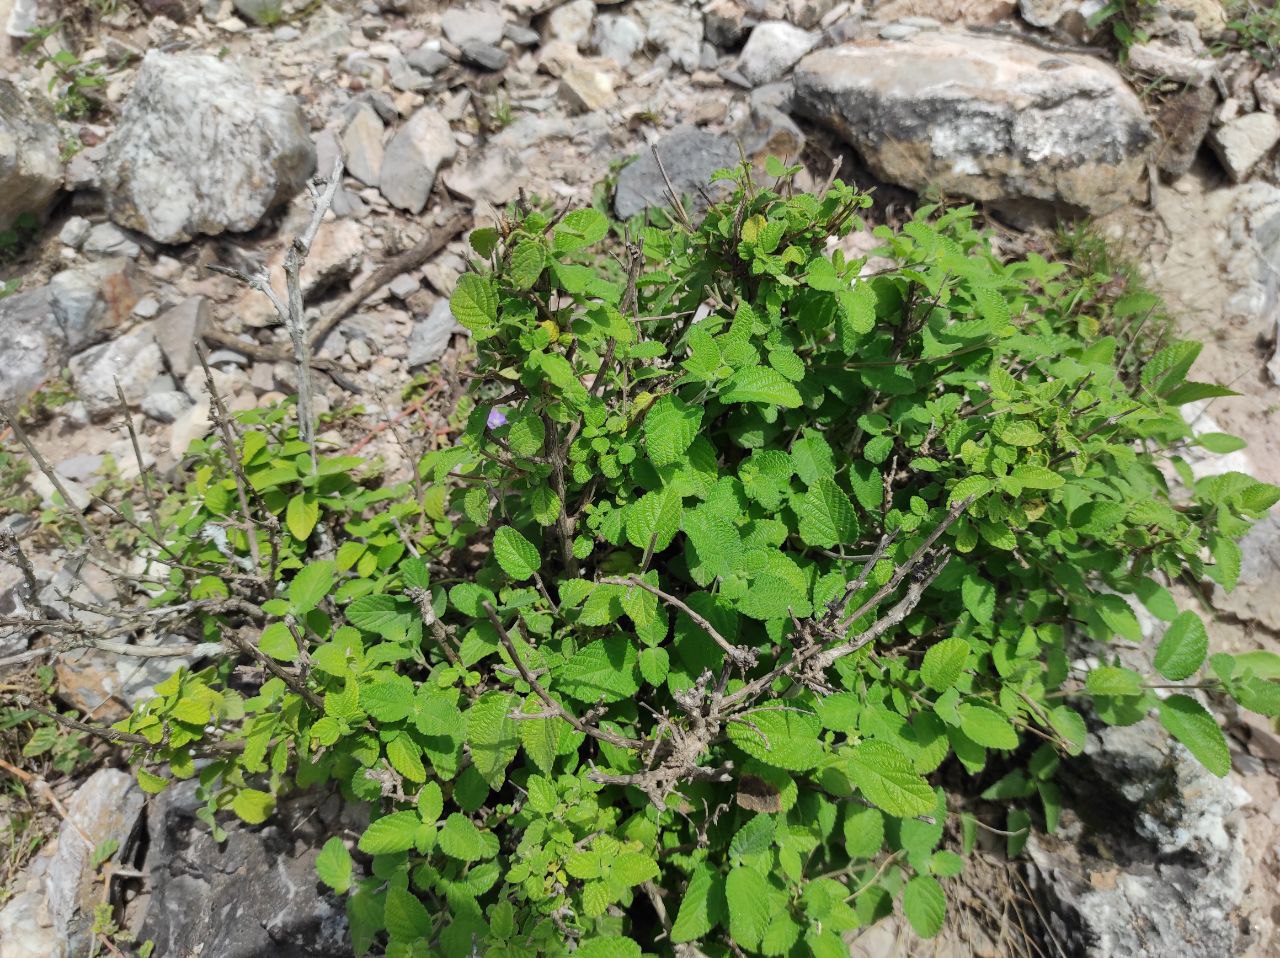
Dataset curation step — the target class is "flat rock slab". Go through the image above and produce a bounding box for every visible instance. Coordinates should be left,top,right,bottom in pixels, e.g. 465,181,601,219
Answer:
792,31,1154,214
45,769,146,958
136,780,352,957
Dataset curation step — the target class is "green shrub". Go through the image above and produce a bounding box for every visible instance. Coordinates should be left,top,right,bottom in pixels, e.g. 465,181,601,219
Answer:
107,163,1278,955
1217,1,1280,68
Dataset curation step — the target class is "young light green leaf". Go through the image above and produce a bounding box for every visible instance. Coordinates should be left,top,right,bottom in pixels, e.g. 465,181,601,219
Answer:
315,837,352,894
902,875,946,938
358,811,420,854
231,788,274,825
258,621,298,663
286,493,319,540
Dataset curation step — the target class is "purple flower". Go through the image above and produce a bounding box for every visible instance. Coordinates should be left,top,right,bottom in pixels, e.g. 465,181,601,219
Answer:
486,407,508,430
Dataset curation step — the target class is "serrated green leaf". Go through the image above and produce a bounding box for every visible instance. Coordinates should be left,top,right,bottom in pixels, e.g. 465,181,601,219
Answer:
386,735,426,783
451,273,498,332
466,691,519,788
846,741,935,817
315,837,352,894
948,475,991,506
508,240,546,290
727,704,822,770
720,366,803,408
358,811,420,854
574,936,641,958
646,395,702,468
507,415,546,457
672,864,723,943
725,866,771,949
553,208,609,252
957,704,1018,750
362,676,415,722
1084,666,1142,698
797,479,859,548
493,526,541,581
843,805,884,859
625,487,683,554
384,887,432,942
683,325,724,381
1154,611,1208,681
289,560,335,614
438,813,497,861
902,875,946,938
557,636,640,703
1158,694,1230,776
920,638,969,692
1010,464,1064,490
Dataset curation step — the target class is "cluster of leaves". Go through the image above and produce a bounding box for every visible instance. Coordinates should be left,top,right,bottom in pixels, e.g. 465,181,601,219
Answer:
1088,0,1160,54
1,665,92,778
108,163,1279,956
1216,1,1280,68
22,24,108,120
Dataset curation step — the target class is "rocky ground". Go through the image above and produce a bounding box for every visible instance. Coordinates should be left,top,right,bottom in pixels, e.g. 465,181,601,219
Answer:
1,0,1279,956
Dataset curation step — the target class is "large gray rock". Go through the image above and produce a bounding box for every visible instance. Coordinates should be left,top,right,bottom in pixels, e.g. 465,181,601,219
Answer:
793,32,1155,215
408,299,459,367
378,108,457,214
0,285,58,406
0,260,130,406
101,51,316,244
69,328,165,416
1210,112,1280,182
136,780,353,957
0,79,62,231
1026,720,1250,957
45,769,146,958
737,21,817,85
613,126,739,220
